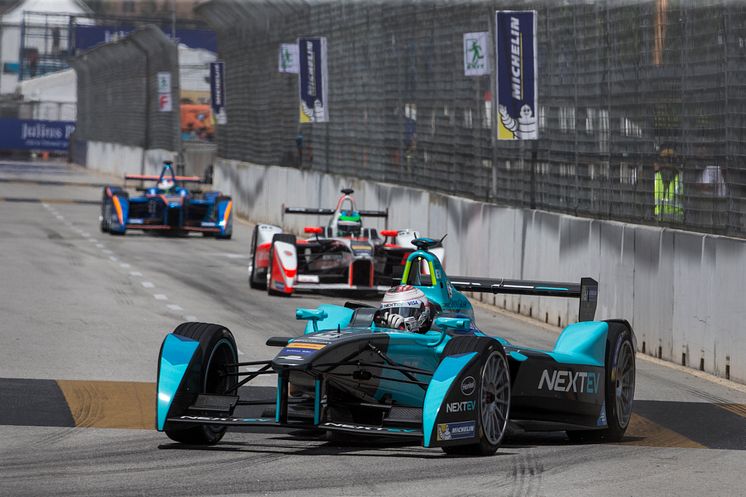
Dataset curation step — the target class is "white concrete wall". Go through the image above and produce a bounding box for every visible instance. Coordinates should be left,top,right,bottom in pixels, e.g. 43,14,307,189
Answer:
84,140,176,177
214,159,746,385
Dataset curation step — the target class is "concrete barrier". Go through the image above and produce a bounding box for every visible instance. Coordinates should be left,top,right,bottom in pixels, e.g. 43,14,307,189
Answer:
83,141,176,177
214,158,746,384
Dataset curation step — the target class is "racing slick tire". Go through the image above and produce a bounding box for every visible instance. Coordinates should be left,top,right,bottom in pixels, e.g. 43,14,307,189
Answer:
440,337,511,457
164,322,238,445
249,225,266,289
100,195,110,233
266,233,296,296
566,321,635,444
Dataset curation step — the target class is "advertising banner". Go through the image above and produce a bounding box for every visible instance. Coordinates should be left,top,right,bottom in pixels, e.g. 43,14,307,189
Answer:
495,11,538,140
74,26,217,53
0,119,75,151
279,44,299,73
209,61,227,125
157,72,172,112
463,32,489,76
298,37,329,123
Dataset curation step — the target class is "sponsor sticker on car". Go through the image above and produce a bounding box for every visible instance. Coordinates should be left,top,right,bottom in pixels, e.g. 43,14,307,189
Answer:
460,376,476,396
437,421,476,441
446,400,476,413
286,342,326,350
538,369,600,394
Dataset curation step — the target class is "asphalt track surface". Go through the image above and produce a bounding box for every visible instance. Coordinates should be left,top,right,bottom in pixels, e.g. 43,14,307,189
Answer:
1,161,745,497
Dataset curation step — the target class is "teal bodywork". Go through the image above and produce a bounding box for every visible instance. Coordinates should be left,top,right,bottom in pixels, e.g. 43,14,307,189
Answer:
300,304,354,334
157,334,199,431
401,249,473,318
422,352,477,447
550,321,608,366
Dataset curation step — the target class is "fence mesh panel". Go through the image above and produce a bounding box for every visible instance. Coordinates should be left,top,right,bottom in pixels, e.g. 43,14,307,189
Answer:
190,0,746,237
71,25,180,157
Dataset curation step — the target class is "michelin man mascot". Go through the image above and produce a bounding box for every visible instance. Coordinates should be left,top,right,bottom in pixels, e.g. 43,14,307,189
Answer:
498,104,538,140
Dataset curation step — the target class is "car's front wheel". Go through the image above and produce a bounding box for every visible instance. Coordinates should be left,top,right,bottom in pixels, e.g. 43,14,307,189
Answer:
441,338,511,456
164,322,238,445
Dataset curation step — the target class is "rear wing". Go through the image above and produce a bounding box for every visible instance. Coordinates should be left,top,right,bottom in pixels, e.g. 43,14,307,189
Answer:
450,276,598,322
124,174,204,183
283,206,388,218
284,207,335,216
358,209,388,218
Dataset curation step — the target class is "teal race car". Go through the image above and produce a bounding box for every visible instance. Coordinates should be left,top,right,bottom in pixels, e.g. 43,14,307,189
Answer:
156,239,636,456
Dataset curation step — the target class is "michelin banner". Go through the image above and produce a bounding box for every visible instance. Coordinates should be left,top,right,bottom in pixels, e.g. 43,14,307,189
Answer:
495,11,538,140
210,61,227,125
298,37,329,123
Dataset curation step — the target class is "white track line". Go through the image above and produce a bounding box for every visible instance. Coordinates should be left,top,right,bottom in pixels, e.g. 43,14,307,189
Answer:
141,281,155,288
153,294,168,301
167,304,183,311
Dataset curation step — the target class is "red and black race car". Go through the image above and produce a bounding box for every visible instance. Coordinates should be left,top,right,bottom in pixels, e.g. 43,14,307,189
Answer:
248,189,444,296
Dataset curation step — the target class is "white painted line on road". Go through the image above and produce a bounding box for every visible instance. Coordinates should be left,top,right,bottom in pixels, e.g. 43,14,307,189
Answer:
184,315,197,321
130,271,143,277
141,281,155,288
120,263,131,268
96,243,104,248
109,256,118,262
153,294,168,301
167,304,183,311
80,232,90,237
88,239,97,243
102,249,113,254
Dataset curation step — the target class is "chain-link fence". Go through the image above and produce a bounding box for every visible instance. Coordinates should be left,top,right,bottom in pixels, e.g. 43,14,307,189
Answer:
196,0,746,237
71,25,180,165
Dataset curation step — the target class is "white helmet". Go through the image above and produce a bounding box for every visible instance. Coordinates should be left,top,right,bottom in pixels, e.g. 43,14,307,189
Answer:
158,178,175,191
374,285,433,333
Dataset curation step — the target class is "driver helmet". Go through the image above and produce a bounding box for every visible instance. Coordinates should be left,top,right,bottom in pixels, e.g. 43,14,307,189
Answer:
158,178,175,192
337,210,362,237
374,285,433,333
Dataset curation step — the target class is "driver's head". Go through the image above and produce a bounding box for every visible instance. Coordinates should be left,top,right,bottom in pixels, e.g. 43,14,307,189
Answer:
337,210,362,237
374,285,433,333
158,178,175,191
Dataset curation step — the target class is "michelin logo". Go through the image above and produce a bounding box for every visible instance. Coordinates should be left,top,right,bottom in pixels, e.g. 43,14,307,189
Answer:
538,369,600,394
498,104,537,140
437,421,476,441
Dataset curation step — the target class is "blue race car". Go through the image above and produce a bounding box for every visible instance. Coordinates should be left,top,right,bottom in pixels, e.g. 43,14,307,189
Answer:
156,238,635,455
101,161,233,238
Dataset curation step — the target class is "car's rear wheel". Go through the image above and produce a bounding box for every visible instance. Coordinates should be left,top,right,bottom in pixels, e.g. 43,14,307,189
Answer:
164,322,238,445
100,197,111,232
567,321,635,443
